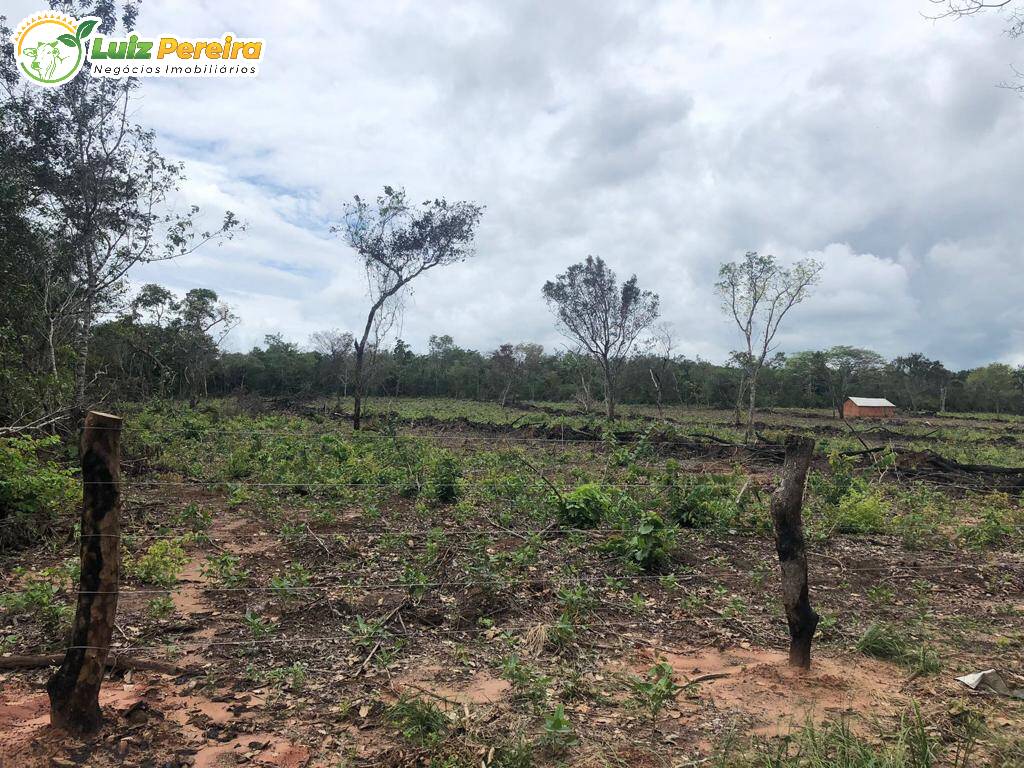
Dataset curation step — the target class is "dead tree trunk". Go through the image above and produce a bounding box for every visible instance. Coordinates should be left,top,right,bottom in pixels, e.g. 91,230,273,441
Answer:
47,411,123,733
649,368,664,418
770,434,817,669
352,343,366,430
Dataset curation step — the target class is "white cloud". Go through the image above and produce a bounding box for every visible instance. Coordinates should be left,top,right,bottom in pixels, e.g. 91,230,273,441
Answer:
5,0,1022,367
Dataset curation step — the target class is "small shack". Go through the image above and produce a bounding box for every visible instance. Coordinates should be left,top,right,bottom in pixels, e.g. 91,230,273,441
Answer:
843,396,897,419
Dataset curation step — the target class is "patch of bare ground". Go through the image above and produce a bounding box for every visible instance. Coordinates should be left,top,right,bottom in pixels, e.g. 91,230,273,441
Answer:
0,673,307,768
621,646,905,738
392,666,511,706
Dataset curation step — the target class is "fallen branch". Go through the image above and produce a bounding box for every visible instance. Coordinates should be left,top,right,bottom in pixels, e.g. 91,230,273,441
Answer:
734,478,752,507
304,523,332,556
357,602,406,676
685,671,730,685
839,445,886,458
919,451,1024,476
516,452,565,507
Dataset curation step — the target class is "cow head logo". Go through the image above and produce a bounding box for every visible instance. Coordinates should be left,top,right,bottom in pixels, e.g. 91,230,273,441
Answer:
11,12,99,86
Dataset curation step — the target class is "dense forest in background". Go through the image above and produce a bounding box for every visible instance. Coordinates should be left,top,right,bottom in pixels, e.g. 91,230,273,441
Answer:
5,281,1022,421
104,317,1024,415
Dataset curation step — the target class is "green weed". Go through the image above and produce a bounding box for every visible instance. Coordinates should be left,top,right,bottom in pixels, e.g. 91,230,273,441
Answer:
856,623,941,676
0,436,79,550
127,538,189,587
539,705,577,754
629,661,682,722
551,483,610,528
388,696,449,747
501,655,550,707
0,578,70,631
202,552,251,587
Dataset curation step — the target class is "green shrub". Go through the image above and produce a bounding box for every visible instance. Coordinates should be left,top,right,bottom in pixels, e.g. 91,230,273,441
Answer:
225,448,253,479
551,483,610,528
604,507,675,571
808,452,893,536
958,494,1021,549
127,538,189,587
425,452,461,505
203,552,250,587
808,451,859,506
664,470,740,529
175,502,213,532
832,487,889,534
629,511,674,570
0,577,71,632
0,436,79,550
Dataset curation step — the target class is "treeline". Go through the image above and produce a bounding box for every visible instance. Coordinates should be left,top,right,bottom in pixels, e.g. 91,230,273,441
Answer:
77,297,1024,416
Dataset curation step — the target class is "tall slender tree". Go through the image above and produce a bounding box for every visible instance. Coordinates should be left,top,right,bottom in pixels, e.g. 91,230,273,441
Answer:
716,251,822,441
336,186,484,429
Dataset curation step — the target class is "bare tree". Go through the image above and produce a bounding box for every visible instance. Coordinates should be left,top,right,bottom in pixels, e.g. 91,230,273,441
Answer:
490,343,525,407
929,0,1022,25
311,329,356,397
928,1,1024,90
174,289,238,406
335,186,484,430
716,251,822,442
648,323,676,419
543,256,660,419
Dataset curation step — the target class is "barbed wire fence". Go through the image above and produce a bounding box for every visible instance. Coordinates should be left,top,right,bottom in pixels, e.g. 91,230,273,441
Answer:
2,410,1023,731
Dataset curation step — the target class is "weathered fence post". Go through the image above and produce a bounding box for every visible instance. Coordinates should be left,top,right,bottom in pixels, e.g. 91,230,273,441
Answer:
770,434,818,669
47,411,122,733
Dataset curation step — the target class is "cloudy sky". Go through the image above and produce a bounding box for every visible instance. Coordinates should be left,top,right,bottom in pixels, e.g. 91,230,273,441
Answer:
11,1,1024,368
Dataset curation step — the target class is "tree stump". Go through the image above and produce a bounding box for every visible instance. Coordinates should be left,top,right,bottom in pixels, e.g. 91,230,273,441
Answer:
770,434,818,668
47,411,122,733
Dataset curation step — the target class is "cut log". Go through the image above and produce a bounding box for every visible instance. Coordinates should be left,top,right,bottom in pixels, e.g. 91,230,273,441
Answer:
47,411,123,734
770,434,818,669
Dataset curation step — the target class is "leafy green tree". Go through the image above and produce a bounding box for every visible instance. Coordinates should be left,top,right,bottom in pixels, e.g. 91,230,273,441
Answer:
887,353,951,411
716,251,822,440
0,2,238,422
543,256,660,419
966,363,1018,414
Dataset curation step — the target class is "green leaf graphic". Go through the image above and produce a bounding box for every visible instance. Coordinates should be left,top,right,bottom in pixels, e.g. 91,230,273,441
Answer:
58,33,78,47
76,19,98,40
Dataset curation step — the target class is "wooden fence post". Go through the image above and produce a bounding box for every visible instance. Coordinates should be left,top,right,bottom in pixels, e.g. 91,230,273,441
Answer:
47,411,123,733
770,434,818,669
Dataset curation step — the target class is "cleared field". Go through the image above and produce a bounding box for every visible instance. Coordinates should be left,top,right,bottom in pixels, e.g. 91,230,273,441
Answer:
2,397,1023,766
